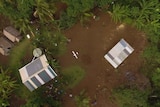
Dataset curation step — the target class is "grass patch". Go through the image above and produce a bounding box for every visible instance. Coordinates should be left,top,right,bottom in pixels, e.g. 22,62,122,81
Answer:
62,65,86,89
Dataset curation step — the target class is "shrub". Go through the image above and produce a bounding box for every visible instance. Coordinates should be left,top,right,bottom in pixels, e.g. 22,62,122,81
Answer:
113,87,148,107
33,29,67,57
111,4,130,23
75,90,90,107
0,67,17,107
56,12,77,30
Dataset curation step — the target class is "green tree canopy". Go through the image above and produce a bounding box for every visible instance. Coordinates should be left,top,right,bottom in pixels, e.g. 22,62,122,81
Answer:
62,0,95,17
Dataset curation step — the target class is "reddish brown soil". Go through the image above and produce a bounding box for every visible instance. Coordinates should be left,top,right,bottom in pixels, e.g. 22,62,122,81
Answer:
59,11,148,107
9,95,26,107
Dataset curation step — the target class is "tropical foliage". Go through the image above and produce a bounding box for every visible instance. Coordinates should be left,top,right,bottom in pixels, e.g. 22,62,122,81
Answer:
0,67,17,107
56,12,77,29
0,0,56,34
14,18,32,34
32,29,67,56
49,59,61,70
62,0,95,17
75,90,90,107
110,0,160,31
113,87,149,107
33,0,56,23
95,0,112,8
79,12,93,26
111,4,130,23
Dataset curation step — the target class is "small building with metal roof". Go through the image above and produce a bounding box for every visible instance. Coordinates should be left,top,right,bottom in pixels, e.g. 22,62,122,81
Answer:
19,54,57,91
104,39,134,68
3,26,22,42
0,37,14,55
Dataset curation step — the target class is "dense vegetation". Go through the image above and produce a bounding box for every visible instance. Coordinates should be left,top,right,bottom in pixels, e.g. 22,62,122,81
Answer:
0,0,160,107
0,67,17,107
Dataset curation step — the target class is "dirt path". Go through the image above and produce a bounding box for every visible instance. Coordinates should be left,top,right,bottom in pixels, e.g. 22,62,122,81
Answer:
59,11,147,107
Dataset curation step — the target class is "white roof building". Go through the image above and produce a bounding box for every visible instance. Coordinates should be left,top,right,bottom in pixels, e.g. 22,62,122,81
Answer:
104,39,134,68
19,54,57,91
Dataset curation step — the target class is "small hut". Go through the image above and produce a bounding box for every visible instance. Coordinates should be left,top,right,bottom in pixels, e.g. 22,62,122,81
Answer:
0,37,13,55
19,54,57,91
3,26,22,42
104,39,134,68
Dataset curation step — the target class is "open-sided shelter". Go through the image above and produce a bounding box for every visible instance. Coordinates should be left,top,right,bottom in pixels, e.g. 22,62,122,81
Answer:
104,39,134,68
19,54,57,91
0,37,13,55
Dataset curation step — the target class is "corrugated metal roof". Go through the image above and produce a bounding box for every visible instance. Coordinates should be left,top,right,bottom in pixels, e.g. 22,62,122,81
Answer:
4,26,20,37
19,55,57,91
26,58,43,76
0,37,13,49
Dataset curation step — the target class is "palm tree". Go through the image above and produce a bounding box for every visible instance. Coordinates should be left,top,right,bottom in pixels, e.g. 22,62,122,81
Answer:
146,20,160,34
33,0,56,23
14,18,30,33
137,0,157,21
133,0,159,30
111,4,130,23
13,18,35,37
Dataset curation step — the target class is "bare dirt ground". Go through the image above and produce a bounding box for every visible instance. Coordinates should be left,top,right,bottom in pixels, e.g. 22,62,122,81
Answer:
59,11,148,107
